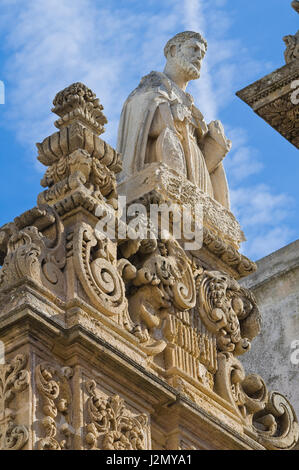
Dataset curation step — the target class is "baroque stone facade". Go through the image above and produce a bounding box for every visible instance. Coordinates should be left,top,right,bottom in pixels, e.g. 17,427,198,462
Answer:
0,80,297,450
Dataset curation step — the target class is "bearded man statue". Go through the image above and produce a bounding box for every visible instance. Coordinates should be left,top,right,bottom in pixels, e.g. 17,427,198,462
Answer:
117,31,232,209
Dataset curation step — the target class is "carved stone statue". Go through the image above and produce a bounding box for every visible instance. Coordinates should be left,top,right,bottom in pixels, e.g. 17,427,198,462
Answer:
117,31,232,209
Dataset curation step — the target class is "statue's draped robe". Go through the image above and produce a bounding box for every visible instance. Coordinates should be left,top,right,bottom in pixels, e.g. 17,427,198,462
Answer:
117,71,230,209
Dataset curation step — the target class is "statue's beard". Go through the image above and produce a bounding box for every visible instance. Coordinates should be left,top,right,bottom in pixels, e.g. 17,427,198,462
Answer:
175,54,201,80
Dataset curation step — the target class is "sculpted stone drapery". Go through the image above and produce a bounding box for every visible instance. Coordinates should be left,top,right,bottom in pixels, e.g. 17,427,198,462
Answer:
117,31,232,209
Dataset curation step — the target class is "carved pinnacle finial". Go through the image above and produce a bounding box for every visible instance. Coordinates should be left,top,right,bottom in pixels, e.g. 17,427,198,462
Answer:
292,1,299,14
51,82,107,135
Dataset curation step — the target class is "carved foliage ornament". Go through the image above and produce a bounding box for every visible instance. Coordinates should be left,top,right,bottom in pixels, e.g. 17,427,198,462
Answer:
85,380,148,450
0,206,66,295
257,96,299,149
0,354,30,450
197,270,261,355
36,363,73,450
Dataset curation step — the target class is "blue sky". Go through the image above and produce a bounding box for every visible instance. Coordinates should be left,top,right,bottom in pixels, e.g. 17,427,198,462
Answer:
0,0,298,261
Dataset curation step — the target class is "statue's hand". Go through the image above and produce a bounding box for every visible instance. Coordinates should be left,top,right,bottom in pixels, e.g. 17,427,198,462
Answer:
201,120,232,174
207,121,232,153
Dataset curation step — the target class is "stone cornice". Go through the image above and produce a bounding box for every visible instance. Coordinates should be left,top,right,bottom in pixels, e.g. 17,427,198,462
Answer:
237,61,299,149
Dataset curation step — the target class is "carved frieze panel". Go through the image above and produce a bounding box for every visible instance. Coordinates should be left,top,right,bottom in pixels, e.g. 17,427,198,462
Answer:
85,380,149,450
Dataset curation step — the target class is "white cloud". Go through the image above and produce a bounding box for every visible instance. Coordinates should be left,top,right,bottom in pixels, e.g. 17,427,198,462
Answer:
231,185,293,227
182,0,272,120
230,184,294,259
242,226,294,260
224,127,263,183
0,0,270,147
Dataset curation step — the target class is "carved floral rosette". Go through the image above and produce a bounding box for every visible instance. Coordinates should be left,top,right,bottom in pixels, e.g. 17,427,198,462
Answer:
0,354,30,450
85,380,148,450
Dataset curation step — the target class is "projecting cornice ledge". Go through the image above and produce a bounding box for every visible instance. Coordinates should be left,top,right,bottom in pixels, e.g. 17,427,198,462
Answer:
236,61,299,149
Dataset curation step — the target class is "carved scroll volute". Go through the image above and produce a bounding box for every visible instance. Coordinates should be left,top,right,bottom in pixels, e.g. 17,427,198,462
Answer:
72,222,127,317
165,239,196,311
254,392,299,450
215,353,299,450
85,380,148,450
214,353,268,425
0,354,30,450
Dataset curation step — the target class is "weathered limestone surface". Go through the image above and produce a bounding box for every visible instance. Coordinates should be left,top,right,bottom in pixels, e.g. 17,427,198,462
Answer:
240,240,299,430
117,31,231,209
0,33,298,450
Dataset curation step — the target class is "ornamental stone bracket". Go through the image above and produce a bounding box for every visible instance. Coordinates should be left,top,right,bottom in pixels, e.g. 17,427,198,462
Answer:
236,2,299,149
0,82,298,450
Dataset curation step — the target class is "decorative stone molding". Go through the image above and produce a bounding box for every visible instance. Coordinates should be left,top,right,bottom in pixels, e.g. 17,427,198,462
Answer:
71,222,128,319
0,354,30,450
35,363,73,450
118,163,245,249
85,380,148,450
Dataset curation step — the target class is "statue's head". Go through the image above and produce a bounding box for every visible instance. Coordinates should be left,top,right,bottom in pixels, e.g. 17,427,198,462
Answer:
164,31,207,80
